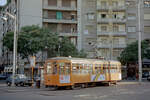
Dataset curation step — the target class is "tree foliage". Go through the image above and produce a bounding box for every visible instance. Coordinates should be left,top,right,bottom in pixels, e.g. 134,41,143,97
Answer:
118,40,150,65
3,25,87,60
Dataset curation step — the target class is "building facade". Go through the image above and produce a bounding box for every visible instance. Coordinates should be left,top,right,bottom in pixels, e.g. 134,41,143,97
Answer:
0,0,150,68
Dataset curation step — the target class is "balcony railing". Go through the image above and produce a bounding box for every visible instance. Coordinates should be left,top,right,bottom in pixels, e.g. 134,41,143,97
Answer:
59,32,78,37
112,6,126,11
97,18,126,23
97,5,126,11
97,44,126,48
43,18,77,24
97,6,109,10
97,31,127,36
43,5,77,11
97,18,110,23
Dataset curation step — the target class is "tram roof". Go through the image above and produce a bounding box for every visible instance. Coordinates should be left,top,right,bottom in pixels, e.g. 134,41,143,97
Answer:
47,57,120,64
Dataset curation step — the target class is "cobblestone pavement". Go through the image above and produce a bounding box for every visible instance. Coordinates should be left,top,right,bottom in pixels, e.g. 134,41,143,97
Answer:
0,81,150,100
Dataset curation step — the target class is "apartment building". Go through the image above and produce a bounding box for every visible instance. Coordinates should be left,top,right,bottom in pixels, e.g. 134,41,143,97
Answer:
0,0,150,66
95,0,126,60
0,0,16,66
42,0,79,46
82,0,150,60
126,0,150,43
0,0,82,72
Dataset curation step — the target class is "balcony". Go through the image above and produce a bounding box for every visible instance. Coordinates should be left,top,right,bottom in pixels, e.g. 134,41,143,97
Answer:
97,18,126,23
43,5,77,11
97,44,110,48
43,18,77,24
113,44,126,48
97,31,127,36
97,43,126,49
59,32,78,37
97,6,109,11
97,5,126,11
112,6,126,11
112,19,126,23
97,18,109,23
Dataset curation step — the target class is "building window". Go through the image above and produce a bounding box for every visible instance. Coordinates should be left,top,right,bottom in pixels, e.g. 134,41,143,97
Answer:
48,11,56,19
62,24,71,33
144,26,150,32
128,26,136,32
112,1,118,7
144,14,150,20
56,12,62,19
128,38,136,44
101,26,107,32
62,0,71,7
88,0,95,7
70,37,77,46
87,13,95,20
113,25,119,32
48,0,57,6
101,14,106,18
127,13,136,20
101,1,107,7
85,25,94,34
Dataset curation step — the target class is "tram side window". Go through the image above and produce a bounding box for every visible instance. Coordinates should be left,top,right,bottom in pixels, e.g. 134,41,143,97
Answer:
53,62,57,74
76,65,80,74
72,64,77,74
95,64,101,74
86,64,92,74
105,64,108,73
47,63,52,74
89,64,93,74
110,64,113,73
101,64,103,73
80,64,85,74
83,64,88,74
65,63,71,74
59,62,65,74
103,64,106,73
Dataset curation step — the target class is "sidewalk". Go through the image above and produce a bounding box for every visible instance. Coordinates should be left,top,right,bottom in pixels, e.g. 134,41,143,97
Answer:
118,79,150,85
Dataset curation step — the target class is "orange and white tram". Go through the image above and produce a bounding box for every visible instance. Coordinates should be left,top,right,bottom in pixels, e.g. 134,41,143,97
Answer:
44,57,121,88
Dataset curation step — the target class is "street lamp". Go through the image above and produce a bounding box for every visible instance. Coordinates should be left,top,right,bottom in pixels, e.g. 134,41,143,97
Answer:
1,12,17,87
138,0,142,83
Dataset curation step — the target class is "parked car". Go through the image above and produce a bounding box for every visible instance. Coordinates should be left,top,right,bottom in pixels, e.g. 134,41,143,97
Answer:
6,74,32,86
142,72,149,78
0,74,7,80
147,76,150,81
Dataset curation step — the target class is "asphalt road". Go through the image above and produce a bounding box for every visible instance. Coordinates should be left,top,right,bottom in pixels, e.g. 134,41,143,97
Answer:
0,81,150,100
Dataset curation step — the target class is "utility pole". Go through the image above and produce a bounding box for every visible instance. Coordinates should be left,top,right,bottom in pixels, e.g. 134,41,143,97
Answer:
138,0,142,83
108,0,113,60
6,12,17,87
0,0,18,86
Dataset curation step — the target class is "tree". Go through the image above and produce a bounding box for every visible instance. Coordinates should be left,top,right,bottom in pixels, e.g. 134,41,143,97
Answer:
118,40,150,65
3,25,87,62
3,25,59,61
59,37,78,57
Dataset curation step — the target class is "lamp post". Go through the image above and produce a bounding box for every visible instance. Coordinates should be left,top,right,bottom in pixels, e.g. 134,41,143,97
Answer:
138,0,142,83
1,12,17,87
1,0,18,86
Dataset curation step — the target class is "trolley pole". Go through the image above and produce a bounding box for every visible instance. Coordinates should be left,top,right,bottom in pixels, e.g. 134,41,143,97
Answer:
138,0,142,83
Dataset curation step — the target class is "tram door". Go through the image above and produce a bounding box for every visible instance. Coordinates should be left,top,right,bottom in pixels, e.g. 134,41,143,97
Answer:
59,62,71,84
